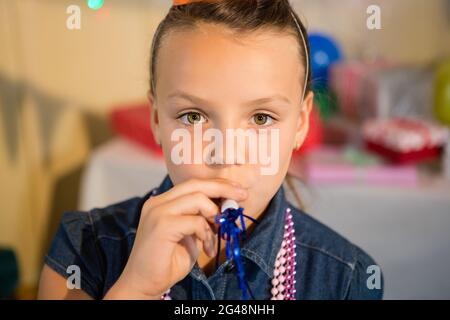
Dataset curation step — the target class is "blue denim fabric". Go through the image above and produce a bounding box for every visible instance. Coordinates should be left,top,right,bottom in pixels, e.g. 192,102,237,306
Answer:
45,175,383,300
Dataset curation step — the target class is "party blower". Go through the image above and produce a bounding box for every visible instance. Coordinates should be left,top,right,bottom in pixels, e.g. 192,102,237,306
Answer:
214,199,259,300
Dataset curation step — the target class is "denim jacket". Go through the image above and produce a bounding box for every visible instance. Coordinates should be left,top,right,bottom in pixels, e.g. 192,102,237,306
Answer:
45,175,383,300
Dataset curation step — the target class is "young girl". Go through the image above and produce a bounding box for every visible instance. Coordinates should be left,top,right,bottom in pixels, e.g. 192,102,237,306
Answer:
38,0,383,300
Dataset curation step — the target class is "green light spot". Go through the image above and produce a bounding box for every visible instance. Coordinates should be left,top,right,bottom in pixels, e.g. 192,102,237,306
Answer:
87,0,104,10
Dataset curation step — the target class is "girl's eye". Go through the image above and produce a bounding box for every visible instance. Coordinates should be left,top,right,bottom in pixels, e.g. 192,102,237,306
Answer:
251,113,274,126
178,112,207,125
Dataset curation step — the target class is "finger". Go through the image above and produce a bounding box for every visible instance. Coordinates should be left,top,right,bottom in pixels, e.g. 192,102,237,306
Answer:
148,178,248,210
164,215,215,257
180,236,199,266
157,192,219,223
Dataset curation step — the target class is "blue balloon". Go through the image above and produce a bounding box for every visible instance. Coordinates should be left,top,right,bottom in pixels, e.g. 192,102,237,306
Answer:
308,32,343,87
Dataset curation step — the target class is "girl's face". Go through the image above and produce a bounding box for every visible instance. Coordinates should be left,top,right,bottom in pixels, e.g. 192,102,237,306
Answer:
150,23,313,217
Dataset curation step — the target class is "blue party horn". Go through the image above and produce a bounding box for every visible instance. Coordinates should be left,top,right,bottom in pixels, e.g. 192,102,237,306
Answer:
214,199,258,300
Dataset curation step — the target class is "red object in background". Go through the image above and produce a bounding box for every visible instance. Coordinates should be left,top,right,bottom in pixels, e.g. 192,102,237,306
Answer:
365,141,443,164
110,103,163,156
362,117,448,164
293,106,323,157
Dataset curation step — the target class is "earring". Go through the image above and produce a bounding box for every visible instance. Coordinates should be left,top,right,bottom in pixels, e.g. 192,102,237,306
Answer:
294,141,301,151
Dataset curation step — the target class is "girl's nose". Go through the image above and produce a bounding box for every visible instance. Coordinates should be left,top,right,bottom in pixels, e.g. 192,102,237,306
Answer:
204,128,249,166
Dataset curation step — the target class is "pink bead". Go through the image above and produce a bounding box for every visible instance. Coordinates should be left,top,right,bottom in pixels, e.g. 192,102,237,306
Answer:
268,210,299,300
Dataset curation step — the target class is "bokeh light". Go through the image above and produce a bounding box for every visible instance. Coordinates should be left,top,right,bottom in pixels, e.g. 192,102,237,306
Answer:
87,0,104,10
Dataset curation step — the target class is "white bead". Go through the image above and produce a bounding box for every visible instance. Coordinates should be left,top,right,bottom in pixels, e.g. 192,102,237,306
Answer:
277,284,285,292
279,275,285,282
271,287,278,295
274,269,280,277
279,266,286,273
275,260,281,267
272,278,279,286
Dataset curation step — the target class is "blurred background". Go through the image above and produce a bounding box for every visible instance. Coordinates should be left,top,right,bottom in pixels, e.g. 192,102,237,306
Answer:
1,0,450,299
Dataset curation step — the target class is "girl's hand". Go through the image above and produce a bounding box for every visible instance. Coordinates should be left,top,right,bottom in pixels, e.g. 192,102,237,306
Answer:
104,178,248,299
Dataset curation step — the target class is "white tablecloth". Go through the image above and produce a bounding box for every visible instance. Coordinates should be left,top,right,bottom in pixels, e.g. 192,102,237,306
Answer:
79,138,450,299
79,138,167,211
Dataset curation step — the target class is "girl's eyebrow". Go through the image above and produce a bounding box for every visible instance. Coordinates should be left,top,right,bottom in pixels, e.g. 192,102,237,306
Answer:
243,95,292,107
167,91,211,105
167,90,291,107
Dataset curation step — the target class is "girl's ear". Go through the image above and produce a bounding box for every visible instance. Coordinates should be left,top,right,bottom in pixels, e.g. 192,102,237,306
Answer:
294,90,314,150
148,91,161,146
